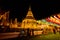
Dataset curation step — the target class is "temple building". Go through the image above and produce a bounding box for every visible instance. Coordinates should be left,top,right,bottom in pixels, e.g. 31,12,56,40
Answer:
10,18,18,28
21,6,38,29
0,11,9,26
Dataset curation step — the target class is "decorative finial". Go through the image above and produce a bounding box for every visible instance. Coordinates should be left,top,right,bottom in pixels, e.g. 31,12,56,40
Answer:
29,5,31,10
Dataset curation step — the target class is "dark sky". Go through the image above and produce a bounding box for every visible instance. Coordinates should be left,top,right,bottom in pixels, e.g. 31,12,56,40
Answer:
0,0,60,22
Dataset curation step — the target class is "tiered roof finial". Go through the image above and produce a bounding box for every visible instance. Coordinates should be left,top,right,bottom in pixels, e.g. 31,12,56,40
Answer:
29,5,31,11
25,5,35,19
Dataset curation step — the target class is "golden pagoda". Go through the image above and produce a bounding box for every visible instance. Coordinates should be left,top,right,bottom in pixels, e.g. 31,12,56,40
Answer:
21,6,37,29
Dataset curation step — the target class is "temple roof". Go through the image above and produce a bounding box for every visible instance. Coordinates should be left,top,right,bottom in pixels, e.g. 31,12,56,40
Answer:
25,16,35,19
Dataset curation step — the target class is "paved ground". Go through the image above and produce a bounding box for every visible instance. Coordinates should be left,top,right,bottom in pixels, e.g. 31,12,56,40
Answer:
0,32,20,40
0,32,40,40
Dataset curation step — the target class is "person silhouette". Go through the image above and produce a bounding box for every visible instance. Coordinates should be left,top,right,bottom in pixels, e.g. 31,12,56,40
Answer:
27,28,31,36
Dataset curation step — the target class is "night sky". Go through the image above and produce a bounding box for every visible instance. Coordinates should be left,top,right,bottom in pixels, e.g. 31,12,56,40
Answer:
0,0,60,22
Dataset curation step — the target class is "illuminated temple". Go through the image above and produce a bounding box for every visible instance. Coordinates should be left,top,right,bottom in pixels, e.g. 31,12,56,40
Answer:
0,11,9,26
0,7,60,29
21,6,38,29
0,6,60,35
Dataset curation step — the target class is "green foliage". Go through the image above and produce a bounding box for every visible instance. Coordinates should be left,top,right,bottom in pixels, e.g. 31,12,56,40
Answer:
31,32,60,40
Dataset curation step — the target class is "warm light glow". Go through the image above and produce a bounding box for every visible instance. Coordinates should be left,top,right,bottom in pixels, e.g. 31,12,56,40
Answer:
21,6,38,29
46,14,60,25
0,6,60,36
57,14,60,18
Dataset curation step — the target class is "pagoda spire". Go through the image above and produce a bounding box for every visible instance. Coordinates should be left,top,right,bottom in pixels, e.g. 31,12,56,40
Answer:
26,5,34,19
29,5,31,11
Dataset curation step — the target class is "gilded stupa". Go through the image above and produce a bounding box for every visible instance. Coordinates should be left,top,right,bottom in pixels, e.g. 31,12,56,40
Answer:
21,6,37,29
